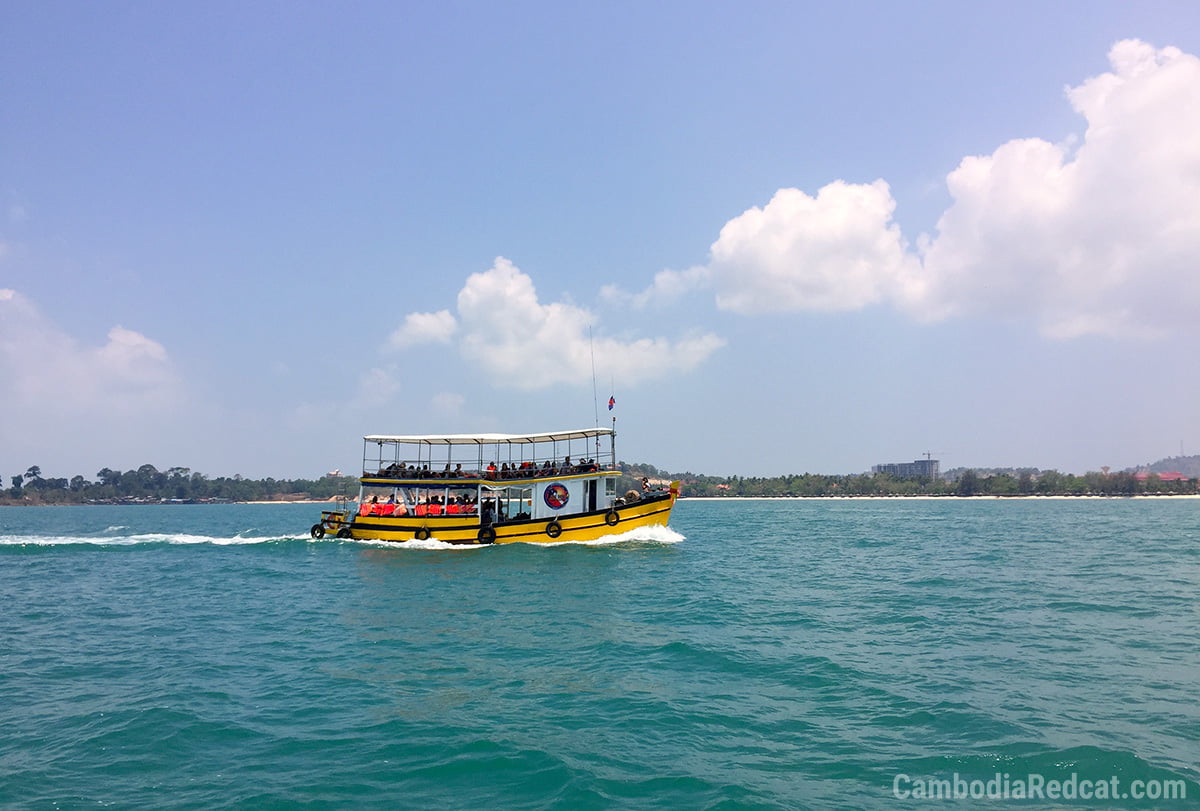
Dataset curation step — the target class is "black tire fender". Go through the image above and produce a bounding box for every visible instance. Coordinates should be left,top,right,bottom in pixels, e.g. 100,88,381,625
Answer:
604,510,620,527
477,526,496,544
545,520,563,539
336,527,351,539
310,523,326,539
415,527,431,541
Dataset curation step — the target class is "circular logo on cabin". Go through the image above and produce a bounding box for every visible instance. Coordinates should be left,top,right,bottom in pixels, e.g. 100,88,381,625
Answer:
543,483,570,509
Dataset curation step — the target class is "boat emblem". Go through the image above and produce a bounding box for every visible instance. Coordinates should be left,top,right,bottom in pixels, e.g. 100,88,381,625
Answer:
543,483,569,509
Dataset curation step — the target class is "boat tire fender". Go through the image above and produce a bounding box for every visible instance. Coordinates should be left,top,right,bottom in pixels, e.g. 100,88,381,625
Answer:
310,523,325,539
415,527,431,541
336,527,352,539
545,520,563,539
604,510,620,527
477,526,496,544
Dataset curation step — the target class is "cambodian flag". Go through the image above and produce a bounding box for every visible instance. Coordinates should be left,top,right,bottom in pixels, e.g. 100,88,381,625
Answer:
608,396,615,410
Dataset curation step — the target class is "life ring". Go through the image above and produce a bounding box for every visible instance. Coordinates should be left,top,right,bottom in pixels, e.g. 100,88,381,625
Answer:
415,527,431,541
605,510,620,527
310,523,325,539
336,527,352,539
545,520,562,539
477,526,496,544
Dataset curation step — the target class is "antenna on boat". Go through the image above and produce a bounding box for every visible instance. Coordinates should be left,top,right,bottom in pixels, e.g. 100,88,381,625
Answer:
609,373,616,464
590,325,600,429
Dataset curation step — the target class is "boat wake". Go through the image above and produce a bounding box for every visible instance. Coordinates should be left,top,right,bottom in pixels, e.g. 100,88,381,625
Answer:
540,523,685,547
0,533,304,547
1,525,686,549
339,523,686,551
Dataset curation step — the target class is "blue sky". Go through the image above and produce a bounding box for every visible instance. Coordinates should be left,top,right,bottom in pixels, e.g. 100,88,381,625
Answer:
3,2,1199,479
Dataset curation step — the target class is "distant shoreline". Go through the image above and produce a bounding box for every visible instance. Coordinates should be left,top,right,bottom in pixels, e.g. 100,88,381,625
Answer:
242,499,338,505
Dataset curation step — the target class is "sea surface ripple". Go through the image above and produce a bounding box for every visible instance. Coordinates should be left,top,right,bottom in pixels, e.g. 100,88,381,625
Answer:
1,500,1197,809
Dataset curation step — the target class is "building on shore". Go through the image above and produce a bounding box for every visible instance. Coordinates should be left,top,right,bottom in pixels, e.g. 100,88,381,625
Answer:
872,458,940,479
1134,471,1189,482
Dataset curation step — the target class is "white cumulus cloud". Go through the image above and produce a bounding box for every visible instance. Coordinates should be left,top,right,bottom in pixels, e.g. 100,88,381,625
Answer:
388,257,725,389
915,39,1200,338
0,289,181,416
616,39,1200,340
386,309,457,349
707,180,919,314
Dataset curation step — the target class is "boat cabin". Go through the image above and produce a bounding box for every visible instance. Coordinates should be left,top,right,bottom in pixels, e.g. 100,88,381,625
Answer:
358,427,619,521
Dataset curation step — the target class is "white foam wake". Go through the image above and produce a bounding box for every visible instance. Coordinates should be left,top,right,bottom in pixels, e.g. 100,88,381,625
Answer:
0,533,299,547
1,524,686,549
539,523,686,547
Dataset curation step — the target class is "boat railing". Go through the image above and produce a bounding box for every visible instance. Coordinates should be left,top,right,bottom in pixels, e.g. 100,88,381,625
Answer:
361,462,613,482
361,430,617,484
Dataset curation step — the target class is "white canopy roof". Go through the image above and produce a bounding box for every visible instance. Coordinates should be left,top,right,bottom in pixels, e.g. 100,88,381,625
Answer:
364,427,614,446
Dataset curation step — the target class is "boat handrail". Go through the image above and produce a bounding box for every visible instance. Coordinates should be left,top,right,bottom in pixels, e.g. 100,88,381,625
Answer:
361,426,617,483
360,467,619,485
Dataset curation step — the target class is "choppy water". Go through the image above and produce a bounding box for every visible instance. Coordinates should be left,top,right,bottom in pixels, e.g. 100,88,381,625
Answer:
1,499,1197,809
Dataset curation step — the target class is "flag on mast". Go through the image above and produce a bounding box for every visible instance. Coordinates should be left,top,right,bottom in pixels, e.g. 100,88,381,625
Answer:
608,396,615,411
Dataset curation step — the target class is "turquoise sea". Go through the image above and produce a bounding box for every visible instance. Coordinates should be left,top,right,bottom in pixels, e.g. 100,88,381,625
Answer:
2,499,1197,809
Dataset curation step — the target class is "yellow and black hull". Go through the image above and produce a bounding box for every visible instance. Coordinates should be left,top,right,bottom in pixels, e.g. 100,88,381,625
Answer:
317,490,676,545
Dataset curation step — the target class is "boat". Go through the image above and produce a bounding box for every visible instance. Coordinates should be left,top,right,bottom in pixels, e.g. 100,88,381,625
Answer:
309,427,679,545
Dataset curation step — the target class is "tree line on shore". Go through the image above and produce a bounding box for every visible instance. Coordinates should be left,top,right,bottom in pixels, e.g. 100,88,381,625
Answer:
2,461,1195,506
2,465,357,505
621,464,1197,498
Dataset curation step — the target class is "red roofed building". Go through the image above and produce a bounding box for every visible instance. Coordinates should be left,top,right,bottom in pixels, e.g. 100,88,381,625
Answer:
1134,471,1189,482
